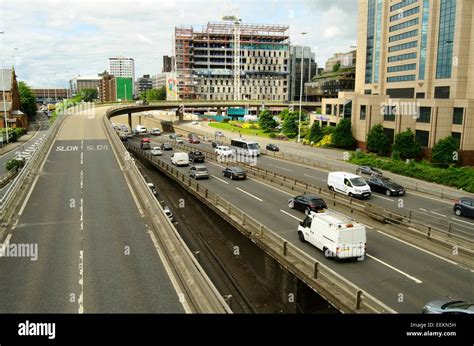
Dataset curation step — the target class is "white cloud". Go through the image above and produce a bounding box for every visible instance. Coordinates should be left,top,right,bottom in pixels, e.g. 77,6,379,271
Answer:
0,0,358,88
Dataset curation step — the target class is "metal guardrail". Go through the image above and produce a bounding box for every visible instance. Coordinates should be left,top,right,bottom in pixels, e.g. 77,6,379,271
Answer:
104,108,231,314
0,167,19,188
0,111,69,228
126,143,395,314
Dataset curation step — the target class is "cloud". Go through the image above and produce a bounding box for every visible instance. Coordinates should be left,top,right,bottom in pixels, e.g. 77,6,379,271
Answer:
0,0,358,88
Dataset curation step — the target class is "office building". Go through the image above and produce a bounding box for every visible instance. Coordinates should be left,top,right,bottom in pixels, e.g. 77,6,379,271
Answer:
99,72,116,102
135,74,153,95
315,0,474,165
108,57,135,84
69,75,101,96
32,88,69,103
162,55,174,73
324,51,357,72
174,21,290,101
288,45,317,101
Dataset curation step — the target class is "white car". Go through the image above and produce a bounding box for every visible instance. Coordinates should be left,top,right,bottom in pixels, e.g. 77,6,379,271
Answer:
215,145,234,157
175,137,184,144
150,128,161,136
136,125,147,134
150,147,162,156
147,183,157,196
171,152,190,166
163,206,174,222
191,121,199,125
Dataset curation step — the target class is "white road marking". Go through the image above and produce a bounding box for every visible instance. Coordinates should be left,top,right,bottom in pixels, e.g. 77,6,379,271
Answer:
211,175,229,185
451,217,474,226
80,170,84,189
431,211,447,218
236,187,263,202
248,178,293,196
303,173,326,182
78,250,84,314
377,230,458,266
280,209,302,222
80,198,83,222
207,161,226,169
419,208,427,212
269,163,292,172
81,140,83,150
371,194,394,202
363,224,374,229
80,152,83,165
0,234,12,257
366,254,422,284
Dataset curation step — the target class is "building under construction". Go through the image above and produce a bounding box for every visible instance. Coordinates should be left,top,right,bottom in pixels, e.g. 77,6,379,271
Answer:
174,21,290,101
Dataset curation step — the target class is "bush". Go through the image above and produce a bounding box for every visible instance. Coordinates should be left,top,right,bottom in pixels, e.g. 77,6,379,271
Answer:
222,118,230,123
349,153,474,193
315,134,332,147
308,121,324,144
366,124,390,156
331,118,356,149
431,136,459,167
391,151,401,161
5,159,24,171
323,126,335,135
269,132,276,138
393,128,421,160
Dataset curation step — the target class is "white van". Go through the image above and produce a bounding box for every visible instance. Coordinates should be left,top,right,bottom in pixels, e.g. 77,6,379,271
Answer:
327,172,371,199
298,210,366,261
136,125,147,134
171,152,190,166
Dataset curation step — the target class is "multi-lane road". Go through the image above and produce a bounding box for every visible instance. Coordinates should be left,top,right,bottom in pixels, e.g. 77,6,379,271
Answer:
0,109,184,313
126,136,473,313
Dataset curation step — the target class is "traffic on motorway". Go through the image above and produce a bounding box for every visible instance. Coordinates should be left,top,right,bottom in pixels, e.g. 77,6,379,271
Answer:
115,124,473,314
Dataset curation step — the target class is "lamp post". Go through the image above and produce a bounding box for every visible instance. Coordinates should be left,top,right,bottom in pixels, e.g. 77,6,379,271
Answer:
297,32,307,143
0,31,9,144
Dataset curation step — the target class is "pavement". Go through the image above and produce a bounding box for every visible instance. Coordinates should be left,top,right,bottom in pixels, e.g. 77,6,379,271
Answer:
125,137,474,313
0,107,184,313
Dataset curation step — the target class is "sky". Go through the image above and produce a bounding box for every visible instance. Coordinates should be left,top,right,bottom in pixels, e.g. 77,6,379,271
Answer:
0,0,358,88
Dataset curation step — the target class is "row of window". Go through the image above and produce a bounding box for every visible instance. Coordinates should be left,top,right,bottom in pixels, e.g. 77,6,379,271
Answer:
199,86,286,94
389,29,419,42
390,0,418,12
373,106,464,126
388,52,417,62
389,18,419,32
387,74,416,82
192,48,289,58
202,79,287,87
201,93,286,101
389,6,420,22
388,40,418,52
387,63,417,73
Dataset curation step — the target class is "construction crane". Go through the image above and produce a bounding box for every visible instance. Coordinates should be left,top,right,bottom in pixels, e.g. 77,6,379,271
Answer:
222,16,241,101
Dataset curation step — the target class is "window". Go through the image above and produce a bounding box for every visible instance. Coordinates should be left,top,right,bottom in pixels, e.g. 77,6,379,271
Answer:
389,6,420,21
364,89,372,95
389,29,418,42
388,52,417,62
434,86,450,99
416,92,425,98
415,130,429,147
390,0,418,12
417,107,431,123
389,18,419,32
387,63,416,73
360,105,367,120
388,40,417,52
436,0,457,79
383,106,396,121
419,0,430,80
387,74,416,82
383,128,395,143
365,0,376,83
325,104,332,115
451,132,461,147
453,108,463,125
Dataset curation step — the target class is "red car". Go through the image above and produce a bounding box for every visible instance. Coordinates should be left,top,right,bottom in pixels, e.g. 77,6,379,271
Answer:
188,136,200,144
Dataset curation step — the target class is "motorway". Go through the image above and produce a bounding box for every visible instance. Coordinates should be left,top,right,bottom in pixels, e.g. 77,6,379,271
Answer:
167,134,474,240
0,108,184,313
126,136,473,313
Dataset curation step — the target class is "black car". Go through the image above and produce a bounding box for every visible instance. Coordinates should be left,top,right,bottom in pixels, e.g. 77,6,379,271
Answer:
189,150,205,163
453,197,474,218
367,177,405,196
222,167,246,180
266,144,279,152
211,140,223,148
288,194,327,215
356,166,383,177
161,143,173,151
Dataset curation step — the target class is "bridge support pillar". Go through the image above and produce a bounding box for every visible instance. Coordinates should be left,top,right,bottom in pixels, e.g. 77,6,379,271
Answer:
128,113,132,129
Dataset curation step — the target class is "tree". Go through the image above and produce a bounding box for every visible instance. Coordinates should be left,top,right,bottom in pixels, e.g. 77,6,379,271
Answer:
18,81,37,116
142,86,167,101
331,118,356,149
308,121,324,144
258,110,277,132
332,62,341,72
392,128,421,160
278,108,289,121
79,88,98,102
431,136,460,167
282,113,298,138
366,124,390,156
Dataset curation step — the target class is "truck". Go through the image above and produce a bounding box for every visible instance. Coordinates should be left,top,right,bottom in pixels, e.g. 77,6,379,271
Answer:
297,210,366,261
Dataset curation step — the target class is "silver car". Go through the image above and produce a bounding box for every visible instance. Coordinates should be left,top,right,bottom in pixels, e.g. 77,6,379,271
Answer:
190,165,209,180
422,298,474,314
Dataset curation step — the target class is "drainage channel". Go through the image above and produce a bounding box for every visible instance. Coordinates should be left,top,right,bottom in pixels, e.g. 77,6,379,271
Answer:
132,152,339,314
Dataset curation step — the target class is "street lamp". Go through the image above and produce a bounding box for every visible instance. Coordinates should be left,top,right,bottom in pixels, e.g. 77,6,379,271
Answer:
0,31,9,144
297,32,307,143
